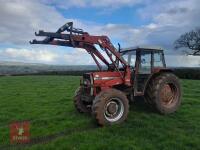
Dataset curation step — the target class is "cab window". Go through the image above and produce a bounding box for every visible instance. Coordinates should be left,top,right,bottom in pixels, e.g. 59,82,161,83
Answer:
154,52,164,67
139,51,151,74
121,51,136,67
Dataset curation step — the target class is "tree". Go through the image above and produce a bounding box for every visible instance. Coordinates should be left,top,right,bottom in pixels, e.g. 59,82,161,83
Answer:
174,28,200,56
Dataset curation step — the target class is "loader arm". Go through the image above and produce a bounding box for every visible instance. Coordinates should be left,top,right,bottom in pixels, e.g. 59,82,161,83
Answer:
30,22,131,85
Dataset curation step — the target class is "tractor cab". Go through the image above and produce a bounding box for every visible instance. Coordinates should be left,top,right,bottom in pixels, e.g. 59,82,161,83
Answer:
121,46,167,95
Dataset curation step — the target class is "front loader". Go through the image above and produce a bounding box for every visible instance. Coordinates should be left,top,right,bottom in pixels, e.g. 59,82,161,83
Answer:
30,22,181,126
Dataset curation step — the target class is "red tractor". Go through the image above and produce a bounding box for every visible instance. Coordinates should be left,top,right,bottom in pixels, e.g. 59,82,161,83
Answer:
30,22,181,126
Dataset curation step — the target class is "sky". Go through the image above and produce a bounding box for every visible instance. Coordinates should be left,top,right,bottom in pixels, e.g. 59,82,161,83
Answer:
0,0,200,67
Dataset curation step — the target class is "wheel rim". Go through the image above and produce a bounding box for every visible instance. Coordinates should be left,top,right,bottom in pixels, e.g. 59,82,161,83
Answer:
160,83,178,107
104,98,124,122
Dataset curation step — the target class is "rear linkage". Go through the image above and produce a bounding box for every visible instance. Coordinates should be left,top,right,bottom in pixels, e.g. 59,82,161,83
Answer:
30,22,131,85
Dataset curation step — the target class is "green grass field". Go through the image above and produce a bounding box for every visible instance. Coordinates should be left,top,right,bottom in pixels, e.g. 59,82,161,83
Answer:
0,76,199,150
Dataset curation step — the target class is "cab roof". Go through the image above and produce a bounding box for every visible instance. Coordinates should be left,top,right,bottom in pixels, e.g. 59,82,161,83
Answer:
120,46,163,52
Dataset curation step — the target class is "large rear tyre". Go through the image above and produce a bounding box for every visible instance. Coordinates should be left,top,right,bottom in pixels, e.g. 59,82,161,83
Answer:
145,73,181,114
92,89,129,126
73,87,91,113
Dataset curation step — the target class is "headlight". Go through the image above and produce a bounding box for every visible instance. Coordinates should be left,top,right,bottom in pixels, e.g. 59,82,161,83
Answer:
83,79,90,85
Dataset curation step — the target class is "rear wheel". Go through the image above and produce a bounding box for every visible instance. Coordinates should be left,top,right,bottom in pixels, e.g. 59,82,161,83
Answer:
92,89,129,126
73,87,91,113
145,73,181,114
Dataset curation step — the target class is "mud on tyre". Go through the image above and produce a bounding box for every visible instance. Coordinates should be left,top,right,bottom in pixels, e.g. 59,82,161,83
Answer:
73,87,91,113
145,73,181,114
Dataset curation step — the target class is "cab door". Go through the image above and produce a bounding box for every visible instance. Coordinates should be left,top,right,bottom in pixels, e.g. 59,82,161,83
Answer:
134,50,152,95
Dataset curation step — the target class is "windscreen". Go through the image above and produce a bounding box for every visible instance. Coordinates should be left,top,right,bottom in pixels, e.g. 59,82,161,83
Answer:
121,51,136,67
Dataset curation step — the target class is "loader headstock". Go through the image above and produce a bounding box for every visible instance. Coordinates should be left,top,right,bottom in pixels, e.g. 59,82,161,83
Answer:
30,22,88,45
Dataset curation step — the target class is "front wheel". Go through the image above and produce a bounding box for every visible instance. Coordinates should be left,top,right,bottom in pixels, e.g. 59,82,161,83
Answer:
73,87,91,113
92,89,129,126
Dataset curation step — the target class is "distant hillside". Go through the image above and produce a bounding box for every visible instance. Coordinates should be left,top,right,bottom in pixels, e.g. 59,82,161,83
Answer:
0,61,46,66
0,61,199,79
0,61,97,75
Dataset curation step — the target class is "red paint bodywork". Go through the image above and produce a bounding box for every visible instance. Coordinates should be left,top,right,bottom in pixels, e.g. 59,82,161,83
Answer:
93,71,124,87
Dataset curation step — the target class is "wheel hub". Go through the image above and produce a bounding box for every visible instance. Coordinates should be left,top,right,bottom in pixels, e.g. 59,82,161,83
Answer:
160,83,177,106
107,102,118,115
104,98,124,122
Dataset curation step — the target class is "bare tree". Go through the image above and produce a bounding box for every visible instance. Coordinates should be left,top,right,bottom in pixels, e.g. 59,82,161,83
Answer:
174,28,200,56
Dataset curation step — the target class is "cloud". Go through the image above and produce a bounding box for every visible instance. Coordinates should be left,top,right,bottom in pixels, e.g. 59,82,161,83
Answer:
130,0,200,50
0,0,122,45
0,0,199,66
62,48,94,65
0,47,95,65
0,0,64,45
0,0,147,49
76,0,200,51
0,48,58,63
1,0,199,50
42,0,143,9
166,55,200,67
1,47,199,67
